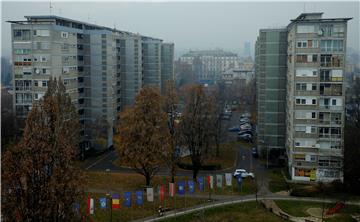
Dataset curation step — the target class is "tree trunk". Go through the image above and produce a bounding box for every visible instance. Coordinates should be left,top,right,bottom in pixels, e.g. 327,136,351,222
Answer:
192,167,199,180
171,165,176,183
145,172,151,186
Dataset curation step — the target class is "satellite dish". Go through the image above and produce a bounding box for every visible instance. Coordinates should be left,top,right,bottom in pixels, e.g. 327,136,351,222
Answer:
35,68,40,74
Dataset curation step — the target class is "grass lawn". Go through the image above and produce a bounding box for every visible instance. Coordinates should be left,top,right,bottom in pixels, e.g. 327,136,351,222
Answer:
159,201,285,222
275,200,360,222
268,168,289,193
179,141,237,170
85,171,257,196
82,192,207,222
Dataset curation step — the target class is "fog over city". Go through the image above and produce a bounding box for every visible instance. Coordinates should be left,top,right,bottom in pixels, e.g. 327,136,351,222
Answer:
1,1,359,58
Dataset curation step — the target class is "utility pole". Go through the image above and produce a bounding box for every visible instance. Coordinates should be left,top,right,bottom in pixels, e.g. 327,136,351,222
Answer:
266,145,269,168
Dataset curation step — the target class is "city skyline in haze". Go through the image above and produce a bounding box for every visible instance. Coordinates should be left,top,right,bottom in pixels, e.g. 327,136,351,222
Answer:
1,1,359,59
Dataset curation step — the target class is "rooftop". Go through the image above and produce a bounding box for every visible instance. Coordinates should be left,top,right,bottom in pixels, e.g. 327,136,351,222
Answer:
182,49,237,57
7,15,163,41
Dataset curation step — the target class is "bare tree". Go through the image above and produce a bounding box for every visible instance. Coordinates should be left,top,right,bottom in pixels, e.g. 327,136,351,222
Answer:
179,84,214,179
116,87,170,185
163,80,180,183
1,78,84,221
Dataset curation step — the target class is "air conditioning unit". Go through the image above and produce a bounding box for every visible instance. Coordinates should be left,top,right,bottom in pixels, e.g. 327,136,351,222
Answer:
318,29,324,36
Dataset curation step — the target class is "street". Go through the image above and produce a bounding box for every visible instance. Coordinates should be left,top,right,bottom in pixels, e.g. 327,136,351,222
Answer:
82,109,269,191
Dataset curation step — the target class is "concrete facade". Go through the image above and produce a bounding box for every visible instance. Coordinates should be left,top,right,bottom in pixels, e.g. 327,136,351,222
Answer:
9,15,174,153
286,13,350,182
255,29,288,159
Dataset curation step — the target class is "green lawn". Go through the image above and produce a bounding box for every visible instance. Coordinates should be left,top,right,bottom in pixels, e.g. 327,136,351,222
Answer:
159,201,285,222
275,200,360,222
179,141,238,170
268,168,289,193
85,171,257,196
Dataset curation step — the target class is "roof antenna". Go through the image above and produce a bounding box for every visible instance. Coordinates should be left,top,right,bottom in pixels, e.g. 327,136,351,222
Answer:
49,0,53,15
303,2,306,12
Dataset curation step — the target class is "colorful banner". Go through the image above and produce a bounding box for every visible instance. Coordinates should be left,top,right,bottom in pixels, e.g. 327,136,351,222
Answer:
136,191,143,206
236,174,242,186
216,175,223,188
178,181,185,195
124,192,131,207
207,175,214,189
197,177,205,191
159,185,165,201
169,183,175,197
112,194,121,209
73,202,80,216
87,197,94,214
99,197,107,209
188,180,195,194
146,187,154,202
225,173,232,186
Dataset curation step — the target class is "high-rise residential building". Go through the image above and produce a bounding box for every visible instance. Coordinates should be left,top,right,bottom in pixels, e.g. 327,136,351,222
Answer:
141,37,162,88
179,49,240,82
9,15,174,154
161,43,175,93
286,13,351,182
256,13,351,182
255,29,288,162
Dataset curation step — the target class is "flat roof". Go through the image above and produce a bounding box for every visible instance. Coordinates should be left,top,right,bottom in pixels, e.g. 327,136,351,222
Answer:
8,15,163,41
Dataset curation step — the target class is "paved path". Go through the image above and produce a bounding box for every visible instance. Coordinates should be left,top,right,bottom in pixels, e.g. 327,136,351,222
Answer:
132,194,360,222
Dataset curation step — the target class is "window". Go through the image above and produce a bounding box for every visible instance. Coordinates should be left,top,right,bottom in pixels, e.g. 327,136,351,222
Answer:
332,99,337,106
14,29,31,40
297,25,315,33
321,40,344,52
312,99,316,105
61,32,69,38
319,25,333,37
34,30,50,37
34,81,38,87
15,49,31,55
312,112,316,118
312,84,317,90
296,83,306,91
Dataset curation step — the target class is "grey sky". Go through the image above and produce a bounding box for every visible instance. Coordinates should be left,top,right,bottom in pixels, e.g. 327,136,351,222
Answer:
1,1,359,58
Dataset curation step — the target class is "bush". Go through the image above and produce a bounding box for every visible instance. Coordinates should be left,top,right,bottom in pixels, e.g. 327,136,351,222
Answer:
290,185,318,197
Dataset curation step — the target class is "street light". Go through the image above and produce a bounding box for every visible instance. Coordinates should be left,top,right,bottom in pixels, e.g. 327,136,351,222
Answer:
259,140,269,168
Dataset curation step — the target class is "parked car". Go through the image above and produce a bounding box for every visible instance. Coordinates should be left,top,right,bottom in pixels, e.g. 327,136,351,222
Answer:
238,130,253,136
240,124,252,131
239,117,250,122
233,169,255,179
228,126,240,132
237,133,252,141
241,113,251,118
221,113,231,120
252,147,259,158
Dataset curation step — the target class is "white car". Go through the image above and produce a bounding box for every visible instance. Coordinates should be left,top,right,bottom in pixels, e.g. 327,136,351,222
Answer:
233,169,255,179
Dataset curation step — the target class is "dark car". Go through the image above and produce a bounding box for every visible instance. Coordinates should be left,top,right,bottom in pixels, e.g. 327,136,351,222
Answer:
238,130,253,136
252,147,259,158
228,126,240,132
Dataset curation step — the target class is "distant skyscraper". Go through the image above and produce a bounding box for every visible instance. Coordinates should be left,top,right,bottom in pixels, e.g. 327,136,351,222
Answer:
244,42,251,57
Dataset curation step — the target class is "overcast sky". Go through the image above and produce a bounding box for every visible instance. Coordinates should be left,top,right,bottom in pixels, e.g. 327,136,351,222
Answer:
1,1,359,58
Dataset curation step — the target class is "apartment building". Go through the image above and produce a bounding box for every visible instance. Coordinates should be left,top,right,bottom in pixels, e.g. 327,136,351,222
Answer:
9,15,174,153
255,29,288,161
255,13,351,182
179,49,240,82
286,13,351,182
161,43,175,93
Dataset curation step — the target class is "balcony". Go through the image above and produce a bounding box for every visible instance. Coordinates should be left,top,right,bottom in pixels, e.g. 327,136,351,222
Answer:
319,105,343,111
